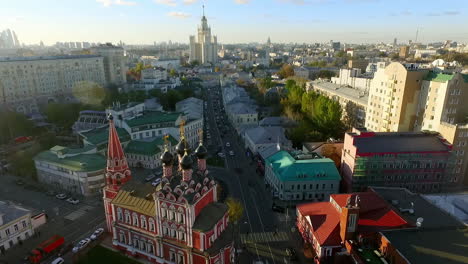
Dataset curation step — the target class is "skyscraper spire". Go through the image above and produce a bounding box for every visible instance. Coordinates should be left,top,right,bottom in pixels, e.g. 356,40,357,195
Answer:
202,4,205,17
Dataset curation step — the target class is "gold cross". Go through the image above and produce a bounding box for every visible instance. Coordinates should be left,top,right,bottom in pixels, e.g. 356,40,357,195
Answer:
179,119,186,139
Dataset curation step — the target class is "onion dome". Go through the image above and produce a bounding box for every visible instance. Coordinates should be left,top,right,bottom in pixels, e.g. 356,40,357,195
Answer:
180,152,193,170
176,138,187,155
160,150,173,166
195,143,208,159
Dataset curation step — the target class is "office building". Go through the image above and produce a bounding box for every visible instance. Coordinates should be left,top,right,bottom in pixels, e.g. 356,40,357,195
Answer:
399,46,409,58
341,128,454,192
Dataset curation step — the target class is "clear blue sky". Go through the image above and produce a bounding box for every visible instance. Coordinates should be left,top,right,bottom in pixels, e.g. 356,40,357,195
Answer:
1,0,467,45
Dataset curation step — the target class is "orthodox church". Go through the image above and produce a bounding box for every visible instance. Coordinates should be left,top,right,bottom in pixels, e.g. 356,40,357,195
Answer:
103,114,234,264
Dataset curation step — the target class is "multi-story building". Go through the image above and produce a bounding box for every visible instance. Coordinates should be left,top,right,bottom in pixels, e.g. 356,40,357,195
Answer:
175,97,204,120
296,191,409,263
264,150,341,201
365,62,427,132
0,201,35,252
34,145,106,196
189,10,218,64
125,135,177,170
0,55,105,113
90,43,127,85
347,59,368,73
438,122,468,187
103,115,234,264
72,110,107,134
308,80,368,128
141,68,167,83
399,46,409,58
341,128,454,193
331,68,372,93
0,29,20,48
415,71,468,132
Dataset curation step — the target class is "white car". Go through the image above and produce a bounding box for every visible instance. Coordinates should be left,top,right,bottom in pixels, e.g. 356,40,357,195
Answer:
72,238,91,253
152,178,162,186
218,152,225,158
229,150,234,156
225,142,231,147
90,228,104,240
66,198,80,204
145,174,156,182
51,257,65,264
55,193,67,200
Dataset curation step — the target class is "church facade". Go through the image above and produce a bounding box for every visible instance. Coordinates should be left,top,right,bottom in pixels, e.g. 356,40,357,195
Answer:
103,115,234,264
189,9,218,65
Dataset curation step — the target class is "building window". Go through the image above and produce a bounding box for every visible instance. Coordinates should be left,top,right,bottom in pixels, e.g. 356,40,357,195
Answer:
117,208,123,221
133,214,139,227
22,221,27,228
14,224,18,232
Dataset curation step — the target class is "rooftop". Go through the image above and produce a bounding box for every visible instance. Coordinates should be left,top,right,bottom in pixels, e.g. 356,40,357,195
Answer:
0,55,101,62
125,111,180,128
0,201,30,226
381,227,468,264
112,181,156,216
310,81,368,106
371,187,464,229
349,132,451,154
125,135,177,156
244,126,290,145
35,149,106,172
192,202,228,232
266,151,341,182
80,126,131,146
424,193,468,224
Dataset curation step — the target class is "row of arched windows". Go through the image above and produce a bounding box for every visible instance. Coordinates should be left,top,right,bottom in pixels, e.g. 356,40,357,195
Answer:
160,204,185,224
117,208,156,232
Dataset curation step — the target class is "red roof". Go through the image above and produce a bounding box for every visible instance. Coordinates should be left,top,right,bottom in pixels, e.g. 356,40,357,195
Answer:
107,118,130,173
298,192,409,247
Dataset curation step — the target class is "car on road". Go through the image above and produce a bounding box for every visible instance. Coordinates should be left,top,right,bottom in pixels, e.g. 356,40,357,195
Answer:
90,228,104,240
225,142,230,147
72,238,91,253
217,152,225,158
51,257,65,264
272,204,285,213
55,193,67,200
66,197,80,205
145,174,156,182
151,178,162,186
286,247,297,260
229,150,234,156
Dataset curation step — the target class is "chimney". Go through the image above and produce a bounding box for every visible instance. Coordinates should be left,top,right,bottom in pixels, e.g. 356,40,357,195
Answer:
339,195,360,242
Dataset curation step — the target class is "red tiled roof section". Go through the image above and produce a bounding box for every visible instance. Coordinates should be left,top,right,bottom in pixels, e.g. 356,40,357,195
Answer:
107,119,129,172
298,202,341,246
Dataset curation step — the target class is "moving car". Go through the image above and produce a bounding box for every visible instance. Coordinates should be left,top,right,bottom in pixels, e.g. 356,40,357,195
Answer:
90,228,104,240
145,174,156,182
66,198,79,205
225,142,231,147
55,193,67,200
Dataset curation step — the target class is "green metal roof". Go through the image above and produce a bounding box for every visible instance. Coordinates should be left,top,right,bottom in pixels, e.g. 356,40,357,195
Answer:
81,126,130,146
424,71,455,83
50,145,95,155
34,149,106,172
125,111,180,128
124,135,177,156
266,151,341,182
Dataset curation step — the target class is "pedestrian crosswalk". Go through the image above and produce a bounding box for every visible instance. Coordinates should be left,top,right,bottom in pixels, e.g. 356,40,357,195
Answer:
240,231,288,244
65,205,94,221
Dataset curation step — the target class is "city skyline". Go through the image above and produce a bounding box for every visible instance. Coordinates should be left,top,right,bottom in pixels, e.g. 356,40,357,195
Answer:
1,0,468,45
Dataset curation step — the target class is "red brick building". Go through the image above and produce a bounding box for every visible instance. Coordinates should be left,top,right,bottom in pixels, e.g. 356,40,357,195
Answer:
103,115,234,264
296,191,410,263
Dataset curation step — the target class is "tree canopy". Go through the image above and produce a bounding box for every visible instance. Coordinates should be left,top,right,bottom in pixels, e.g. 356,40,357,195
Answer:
0,111,37,145
226,197,244,224
277,64,295,79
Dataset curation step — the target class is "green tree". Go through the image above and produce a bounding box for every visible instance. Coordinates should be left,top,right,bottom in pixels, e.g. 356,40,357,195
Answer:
0,111,37,144
317,70,335,79
277,64,295,79
226,197,244,224
169,68,178,77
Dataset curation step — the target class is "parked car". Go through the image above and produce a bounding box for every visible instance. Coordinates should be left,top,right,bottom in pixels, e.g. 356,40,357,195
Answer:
55,193,67,200
90,228,104,240
145,174,156,182
151,178,162,187
272,204,285,213
66,198,79,205
225,142,231,147
72,238,91,253
218,152,225,158
229,150,234,156
51,257,65,264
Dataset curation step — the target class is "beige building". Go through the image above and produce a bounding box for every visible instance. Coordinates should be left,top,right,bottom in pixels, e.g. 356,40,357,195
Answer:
365,62,427,132
0,201,35,252
399,46,409,58
438,122,468,187
90,43,127,85
348,59,368,72
0,55,105,113
189,12,218,64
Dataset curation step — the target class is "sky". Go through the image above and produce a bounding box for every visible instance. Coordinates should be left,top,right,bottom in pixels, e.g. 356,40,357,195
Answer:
1,0,468,45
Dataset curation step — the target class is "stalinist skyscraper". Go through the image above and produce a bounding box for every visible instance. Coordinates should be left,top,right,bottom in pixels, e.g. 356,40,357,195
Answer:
189,6,218,64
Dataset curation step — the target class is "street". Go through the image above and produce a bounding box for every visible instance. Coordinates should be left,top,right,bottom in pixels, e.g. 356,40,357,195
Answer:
0,173,105,264
204,84,306,264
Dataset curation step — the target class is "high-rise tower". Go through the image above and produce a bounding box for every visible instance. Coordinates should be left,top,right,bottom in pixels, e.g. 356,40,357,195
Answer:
189,5,218,64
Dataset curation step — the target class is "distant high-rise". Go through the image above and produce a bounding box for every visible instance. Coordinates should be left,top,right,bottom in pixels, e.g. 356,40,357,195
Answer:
189,6,218,64
0,29,20,48
90,43,127,85
393,38,397,46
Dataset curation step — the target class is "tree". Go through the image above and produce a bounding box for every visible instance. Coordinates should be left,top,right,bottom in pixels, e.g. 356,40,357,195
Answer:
169,68,178,77
317,70,335,79
0,111,37,144
277,64,295,79
226,197,244,224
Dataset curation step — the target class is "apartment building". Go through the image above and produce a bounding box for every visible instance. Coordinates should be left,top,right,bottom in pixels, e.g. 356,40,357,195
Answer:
365,62,428,132
341,128,454,193
90,43,127,85
0,201,35,252
0,55,105,113
438,122,468,186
